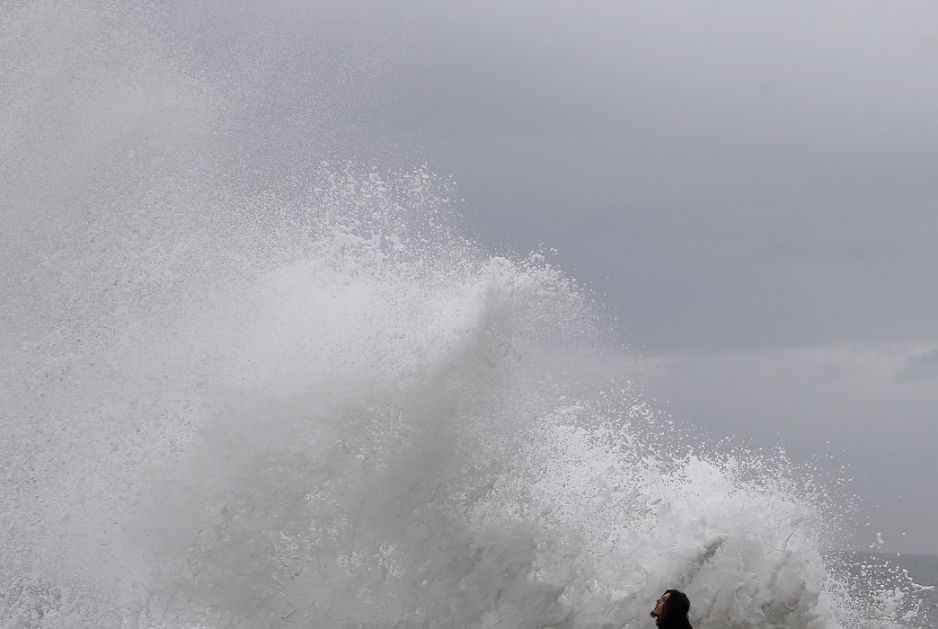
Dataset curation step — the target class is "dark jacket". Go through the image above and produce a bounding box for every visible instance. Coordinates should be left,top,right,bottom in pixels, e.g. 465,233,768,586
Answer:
656,616,693,629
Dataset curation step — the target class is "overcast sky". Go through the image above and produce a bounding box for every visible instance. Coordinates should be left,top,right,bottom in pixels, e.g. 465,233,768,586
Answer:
359,1,938,554
9,0,934,556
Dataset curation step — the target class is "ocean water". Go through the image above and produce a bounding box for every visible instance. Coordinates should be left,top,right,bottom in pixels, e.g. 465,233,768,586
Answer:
900,555,938,625
841,554,938,627
1,2,935,628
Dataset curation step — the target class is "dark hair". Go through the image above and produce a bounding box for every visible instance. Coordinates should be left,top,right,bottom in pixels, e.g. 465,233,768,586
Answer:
658,589,692,628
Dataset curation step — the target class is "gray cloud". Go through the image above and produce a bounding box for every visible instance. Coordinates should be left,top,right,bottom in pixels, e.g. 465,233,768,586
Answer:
897,348,938,382
359,1,938,553
643,344,938,554
375,2,938,355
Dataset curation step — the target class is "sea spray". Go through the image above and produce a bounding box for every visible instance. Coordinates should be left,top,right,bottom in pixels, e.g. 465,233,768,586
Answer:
3,171,927,627
0,2,930,627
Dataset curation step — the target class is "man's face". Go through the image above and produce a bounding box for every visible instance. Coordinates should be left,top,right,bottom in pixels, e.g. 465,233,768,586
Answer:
651,592,670,619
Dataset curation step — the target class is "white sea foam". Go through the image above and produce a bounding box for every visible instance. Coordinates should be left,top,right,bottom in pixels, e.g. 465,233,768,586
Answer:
0,2,929,627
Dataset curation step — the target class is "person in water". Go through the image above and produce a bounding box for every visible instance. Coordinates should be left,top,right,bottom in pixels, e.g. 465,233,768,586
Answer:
650,589,693,628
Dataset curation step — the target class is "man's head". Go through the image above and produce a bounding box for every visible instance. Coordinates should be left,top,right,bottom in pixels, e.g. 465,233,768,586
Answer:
650,589,690,625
